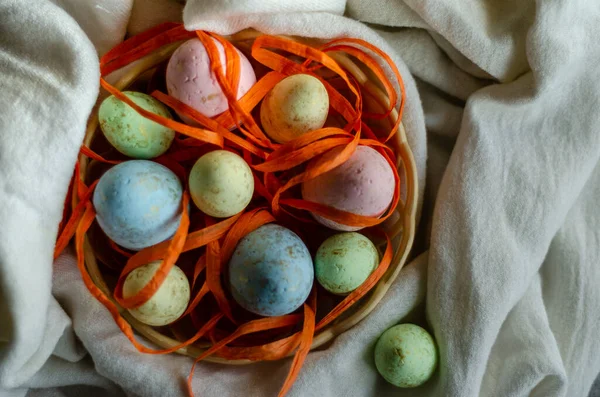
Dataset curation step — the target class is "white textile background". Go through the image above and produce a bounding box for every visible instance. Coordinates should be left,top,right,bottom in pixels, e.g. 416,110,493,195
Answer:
0,0,599,396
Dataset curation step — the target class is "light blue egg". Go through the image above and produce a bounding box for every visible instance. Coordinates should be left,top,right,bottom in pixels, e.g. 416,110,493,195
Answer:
228,224,314,317
93,160,183,250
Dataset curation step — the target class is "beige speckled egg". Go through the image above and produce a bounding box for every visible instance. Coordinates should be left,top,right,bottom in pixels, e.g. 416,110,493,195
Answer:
260,74,329,143
123,261,190,327
189,150,254,218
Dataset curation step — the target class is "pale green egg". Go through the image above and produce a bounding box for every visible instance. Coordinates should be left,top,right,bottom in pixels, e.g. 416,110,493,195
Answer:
189,150,254,218
374,324,438,388
123,261,190,327
99,91,175,159
315,232,378,295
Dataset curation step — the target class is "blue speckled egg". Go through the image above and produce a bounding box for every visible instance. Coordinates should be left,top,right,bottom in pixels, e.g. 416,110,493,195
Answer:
228,224,314,317
93,160,183,250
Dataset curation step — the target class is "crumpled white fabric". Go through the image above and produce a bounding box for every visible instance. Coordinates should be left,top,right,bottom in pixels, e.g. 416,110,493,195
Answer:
1,0,599,396
0,0,99,390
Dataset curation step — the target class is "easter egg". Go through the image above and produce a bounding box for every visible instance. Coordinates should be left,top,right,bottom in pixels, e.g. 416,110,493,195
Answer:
123,261,190,326
98,91,175,159
302,145,395,231
228,224,314,316
93,160,183,250
260,74,329,143
374,324,438,388
166,38,256,123
315,232,378,295
188,150,254,218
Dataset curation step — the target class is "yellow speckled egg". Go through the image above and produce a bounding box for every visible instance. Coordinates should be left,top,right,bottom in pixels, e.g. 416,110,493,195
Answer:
123,261,190,326
260,74,329,143
189,150,254,218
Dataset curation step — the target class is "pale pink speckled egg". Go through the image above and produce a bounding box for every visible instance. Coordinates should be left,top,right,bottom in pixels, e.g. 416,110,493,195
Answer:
302,145,395,231
166,38,256,124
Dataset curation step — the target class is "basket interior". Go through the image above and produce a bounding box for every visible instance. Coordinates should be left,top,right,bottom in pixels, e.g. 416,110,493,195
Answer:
78,29,418,363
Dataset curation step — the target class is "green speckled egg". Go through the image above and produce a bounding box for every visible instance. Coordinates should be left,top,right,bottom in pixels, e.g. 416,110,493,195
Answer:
123,261,190,326
99,91,175,159
374,324,438,388
189,150,254,218
315,232,378,295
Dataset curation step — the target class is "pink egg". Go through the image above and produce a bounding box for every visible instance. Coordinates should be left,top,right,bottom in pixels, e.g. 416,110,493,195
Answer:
166,38,256,124
302,146,395,231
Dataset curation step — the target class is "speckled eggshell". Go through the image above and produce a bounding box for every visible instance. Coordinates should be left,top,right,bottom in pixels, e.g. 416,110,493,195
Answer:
123,261,190,326
98,91,175,159
228,224,314,317
166,38,256,123
302,145,395,231
188,150,254,218
93,160,183,250
260,74,329,143
374,324,438,388
315,232,378,295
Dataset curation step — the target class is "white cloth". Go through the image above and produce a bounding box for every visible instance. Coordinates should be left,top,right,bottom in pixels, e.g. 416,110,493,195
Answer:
0,0,99,391
1,0,599,396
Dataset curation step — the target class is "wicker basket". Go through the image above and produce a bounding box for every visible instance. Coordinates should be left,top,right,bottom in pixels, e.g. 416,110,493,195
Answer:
76,28,418,365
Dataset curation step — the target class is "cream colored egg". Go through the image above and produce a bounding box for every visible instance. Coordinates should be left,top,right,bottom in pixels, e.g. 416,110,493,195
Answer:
123,261,190,326
260,74,329,143
189,150,254,218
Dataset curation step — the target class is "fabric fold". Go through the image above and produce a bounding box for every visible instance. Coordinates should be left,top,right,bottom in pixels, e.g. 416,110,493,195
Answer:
0,0,99,388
